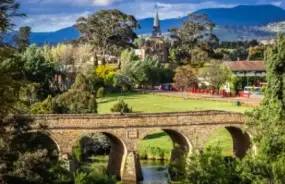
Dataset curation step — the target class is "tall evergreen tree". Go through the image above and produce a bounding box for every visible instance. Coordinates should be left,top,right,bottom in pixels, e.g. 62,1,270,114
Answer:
241,34,285,183
14,26,31,52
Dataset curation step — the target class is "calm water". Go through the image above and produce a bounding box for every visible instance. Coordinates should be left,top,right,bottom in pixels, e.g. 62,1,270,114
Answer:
121,160,170,184
140,160,170,184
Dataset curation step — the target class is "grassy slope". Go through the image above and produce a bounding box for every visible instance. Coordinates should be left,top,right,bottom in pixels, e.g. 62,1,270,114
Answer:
98,93,250,114
98,93,251,158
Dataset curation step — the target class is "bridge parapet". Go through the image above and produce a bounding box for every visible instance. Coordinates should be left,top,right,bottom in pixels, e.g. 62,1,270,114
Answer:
31,110,246,130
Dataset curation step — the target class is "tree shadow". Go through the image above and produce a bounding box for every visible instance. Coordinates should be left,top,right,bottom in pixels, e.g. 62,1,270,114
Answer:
143,132,168,140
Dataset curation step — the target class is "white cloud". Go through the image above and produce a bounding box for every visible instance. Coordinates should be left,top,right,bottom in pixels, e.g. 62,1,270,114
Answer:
18,0,238,32
16,11,90,32
117,1,236,20
25,0,125,6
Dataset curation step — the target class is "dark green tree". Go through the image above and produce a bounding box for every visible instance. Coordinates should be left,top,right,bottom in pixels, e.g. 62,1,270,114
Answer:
240,34,285,184
0,0,24,42
14,26,31,52
169,13,218,64
75,9,140,62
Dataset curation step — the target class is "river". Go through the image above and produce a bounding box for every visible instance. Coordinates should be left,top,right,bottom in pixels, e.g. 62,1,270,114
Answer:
121,160,170,184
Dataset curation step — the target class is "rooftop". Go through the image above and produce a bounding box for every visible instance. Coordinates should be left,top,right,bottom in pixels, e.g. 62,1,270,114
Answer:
224,61,265,72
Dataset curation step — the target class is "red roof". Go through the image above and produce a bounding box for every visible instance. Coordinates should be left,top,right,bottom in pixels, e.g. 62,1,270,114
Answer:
224,61,265,72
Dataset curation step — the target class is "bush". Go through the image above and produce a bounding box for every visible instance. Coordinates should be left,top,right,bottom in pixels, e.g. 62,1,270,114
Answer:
184,147,242,184
30,74,98,114
96,87,105,98
75,169,116,184
110,99,132,114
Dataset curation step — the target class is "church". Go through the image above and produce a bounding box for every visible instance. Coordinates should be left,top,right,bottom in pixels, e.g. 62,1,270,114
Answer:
136,10,168,63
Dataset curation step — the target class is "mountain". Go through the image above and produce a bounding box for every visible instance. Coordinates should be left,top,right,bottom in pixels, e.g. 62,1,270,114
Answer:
5,27,79,45
195,5,285,26
10,5,285,45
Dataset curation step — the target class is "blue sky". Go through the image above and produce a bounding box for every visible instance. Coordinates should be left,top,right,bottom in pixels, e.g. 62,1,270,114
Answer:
16,0,284,32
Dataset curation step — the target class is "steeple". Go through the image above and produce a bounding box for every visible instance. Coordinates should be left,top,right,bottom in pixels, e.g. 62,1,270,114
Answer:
152,8,162,37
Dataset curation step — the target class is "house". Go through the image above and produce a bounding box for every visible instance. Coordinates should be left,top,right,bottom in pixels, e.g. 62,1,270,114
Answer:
224,61,266,77
224,60,266,90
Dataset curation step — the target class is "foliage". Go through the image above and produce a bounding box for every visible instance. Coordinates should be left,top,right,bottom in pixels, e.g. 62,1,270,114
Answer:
75,9,140,58
111,99,132,113
97,87,105,98
31,74,97,114
242,34,285,184
74,134,111,163
30,95,57,114
21,45,57,99
202,61,232,90
75,168,116,184
0,47,23,116
119,49,139,70
14,26,31,52
184,147,242,184
248,45,265,60
169,13,219,64
71,73,90,91
55,90,97,114
0,0,24,41
173,65,198,91
95,65,116,85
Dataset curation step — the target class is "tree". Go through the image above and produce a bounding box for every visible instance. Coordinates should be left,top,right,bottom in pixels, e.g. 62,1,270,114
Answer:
96,87,105,99
31,73,98,114
202,61,231,91
184,147,242,184
240,34,285,184
0,0,24,41
21,45,57,99
173,65,198,91
111,99,132,114
75,9,140,62
169,13,219,64
14,26,31,52
248,45,265,60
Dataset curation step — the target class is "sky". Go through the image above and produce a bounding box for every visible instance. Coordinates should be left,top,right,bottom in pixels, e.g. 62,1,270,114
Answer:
16,0,285,32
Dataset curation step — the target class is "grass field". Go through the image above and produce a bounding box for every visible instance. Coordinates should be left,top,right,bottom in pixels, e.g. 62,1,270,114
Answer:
97,92,251,114
98,92,251,158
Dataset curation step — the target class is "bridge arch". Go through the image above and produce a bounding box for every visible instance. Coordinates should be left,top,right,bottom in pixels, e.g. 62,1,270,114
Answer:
71,131,127,180
225,126,251,158
12,131,60,160
205,126,251,158
139,128,192,180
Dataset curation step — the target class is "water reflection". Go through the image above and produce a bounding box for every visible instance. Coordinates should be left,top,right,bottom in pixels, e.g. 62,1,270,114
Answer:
121,160,170,184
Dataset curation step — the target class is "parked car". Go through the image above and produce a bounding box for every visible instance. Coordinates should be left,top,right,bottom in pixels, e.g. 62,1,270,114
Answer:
244,86,262,96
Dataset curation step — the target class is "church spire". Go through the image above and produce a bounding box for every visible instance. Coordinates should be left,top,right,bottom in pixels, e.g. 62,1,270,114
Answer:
154,11,160,28
152,6,162,37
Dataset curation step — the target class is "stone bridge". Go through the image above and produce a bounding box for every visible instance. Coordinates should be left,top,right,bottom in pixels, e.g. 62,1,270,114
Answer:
32,110,252,182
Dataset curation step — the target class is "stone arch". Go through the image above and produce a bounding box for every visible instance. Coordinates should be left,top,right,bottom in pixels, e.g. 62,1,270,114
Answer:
102,132,127,180
71,131,127,180
139,129,192,180
225,126,251,158
13,131,60,160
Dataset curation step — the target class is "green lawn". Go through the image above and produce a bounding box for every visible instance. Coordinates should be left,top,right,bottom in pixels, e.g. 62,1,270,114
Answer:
98,92,251,114
98,92,250,158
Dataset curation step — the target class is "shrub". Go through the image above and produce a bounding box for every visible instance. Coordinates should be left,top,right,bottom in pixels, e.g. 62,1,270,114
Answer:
96,87,105,98
184,147,242,184
75,168,116,184
110,99,132,114
30,95,58,114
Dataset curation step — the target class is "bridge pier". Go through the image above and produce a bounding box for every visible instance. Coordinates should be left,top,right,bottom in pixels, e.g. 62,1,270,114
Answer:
121,151,143,182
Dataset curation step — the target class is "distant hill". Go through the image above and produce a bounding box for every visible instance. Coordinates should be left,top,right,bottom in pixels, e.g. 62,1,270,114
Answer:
195,5,285,26
7,5,285,45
